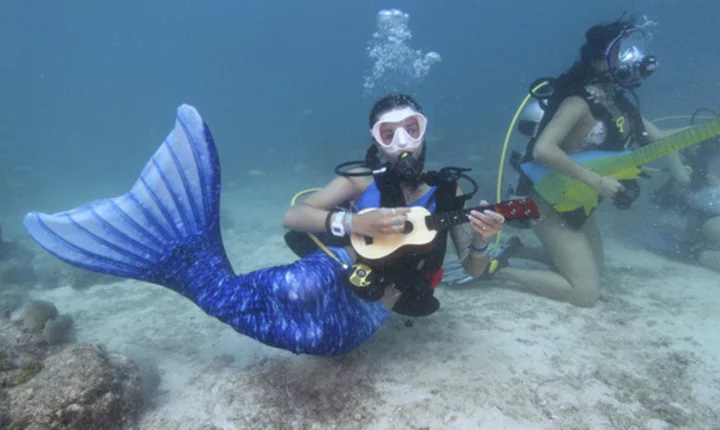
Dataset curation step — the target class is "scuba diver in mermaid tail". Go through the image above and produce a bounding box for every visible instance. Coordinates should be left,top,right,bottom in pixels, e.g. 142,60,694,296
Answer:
24,105,388,356
24,97,503,356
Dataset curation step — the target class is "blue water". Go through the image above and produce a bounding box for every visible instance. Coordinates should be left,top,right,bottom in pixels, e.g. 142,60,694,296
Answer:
1,0,718,233
2,1,720,427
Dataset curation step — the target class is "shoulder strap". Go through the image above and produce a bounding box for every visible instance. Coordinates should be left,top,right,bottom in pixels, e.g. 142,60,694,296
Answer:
614,91,649,147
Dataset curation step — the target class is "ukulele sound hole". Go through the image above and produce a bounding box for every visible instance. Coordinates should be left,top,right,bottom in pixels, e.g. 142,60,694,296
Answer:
403,221,414,234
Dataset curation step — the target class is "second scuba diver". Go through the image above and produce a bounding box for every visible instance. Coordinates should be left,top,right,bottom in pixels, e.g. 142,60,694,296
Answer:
485,17,690,306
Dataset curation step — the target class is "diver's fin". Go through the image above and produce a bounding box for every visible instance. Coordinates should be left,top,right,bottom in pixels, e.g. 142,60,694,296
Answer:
441,236,524,285
441,262,474,286
23,104,223,282
475,235,523,281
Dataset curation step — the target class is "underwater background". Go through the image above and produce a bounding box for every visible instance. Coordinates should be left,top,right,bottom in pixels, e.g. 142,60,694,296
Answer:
1,0,718,231
1,1,720,428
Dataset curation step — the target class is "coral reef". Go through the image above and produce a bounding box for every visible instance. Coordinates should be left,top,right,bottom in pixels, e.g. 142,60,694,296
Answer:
0,316,141,430
0,223,36,318
124,348,162,407
21,300,58,332
42,314,75,345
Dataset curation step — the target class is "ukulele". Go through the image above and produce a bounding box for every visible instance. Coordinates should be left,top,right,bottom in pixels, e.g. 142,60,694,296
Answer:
350,198,539,261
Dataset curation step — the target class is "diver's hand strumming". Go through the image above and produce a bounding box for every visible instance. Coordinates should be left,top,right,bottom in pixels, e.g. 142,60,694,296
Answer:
352,207,411,237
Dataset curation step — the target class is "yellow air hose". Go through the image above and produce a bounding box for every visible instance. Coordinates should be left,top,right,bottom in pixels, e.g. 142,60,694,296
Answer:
288,188,348,268
493,80,550,249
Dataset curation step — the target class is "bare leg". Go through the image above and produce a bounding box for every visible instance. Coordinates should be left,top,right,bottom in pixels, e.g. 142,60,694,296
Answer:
509,213,601,271
581,213,604,273
512,243,554,267
494,200,601,307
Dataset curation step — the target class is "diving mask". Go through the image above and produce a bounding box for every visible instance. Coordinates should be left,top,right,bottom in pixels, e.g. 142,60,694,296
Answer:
371,107,427,158
605,28,658,89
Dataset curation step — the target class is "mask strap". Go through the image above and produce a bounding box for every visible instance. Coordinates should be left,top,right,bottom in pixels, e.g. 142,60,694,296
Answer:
365,144,382,168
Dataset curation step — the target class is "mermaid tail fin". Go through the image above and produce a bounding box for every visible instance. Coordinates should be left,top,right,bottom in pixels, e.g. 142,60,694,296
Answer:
23,104,230,287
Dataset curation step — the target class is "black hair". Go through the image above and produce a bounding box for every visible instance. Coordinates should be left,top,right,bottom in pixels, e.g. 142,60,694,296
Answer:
368,93,423,129
554,16,637,91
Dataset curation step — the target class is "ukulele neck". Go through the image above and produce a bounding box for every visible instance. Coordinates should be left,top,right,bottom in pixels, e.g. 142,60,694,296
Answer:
425,205,489,232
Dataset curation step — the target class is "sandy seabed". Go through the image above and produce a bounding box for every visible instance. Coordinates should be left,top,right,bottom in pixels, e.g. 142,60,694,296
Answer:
26,185,720,430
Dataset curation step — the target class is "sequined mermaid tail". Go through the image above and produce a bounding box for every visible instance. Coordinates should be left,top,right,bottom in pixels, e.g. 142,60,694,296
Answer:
23,104,389,356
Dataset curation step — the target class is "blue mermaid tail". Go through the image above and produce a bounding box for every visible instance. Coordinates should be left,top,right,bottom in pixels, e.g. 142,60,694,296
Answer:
23,104,389,356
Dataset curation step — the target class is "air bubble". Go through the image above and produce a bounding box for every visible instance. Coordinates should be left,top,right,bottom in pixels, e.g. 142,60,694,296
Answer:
363,9,441,97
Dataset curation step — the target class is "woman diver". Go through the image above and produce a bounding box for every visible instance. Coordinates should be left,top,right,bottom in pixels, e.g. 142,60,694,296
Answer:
283,93,504,316
492,17,688,306
22,94,503,357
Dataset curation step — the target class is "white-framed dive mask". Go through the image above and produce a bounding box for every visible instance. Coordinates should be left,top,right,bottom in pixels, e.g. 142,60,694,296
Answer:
370,107,428,158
